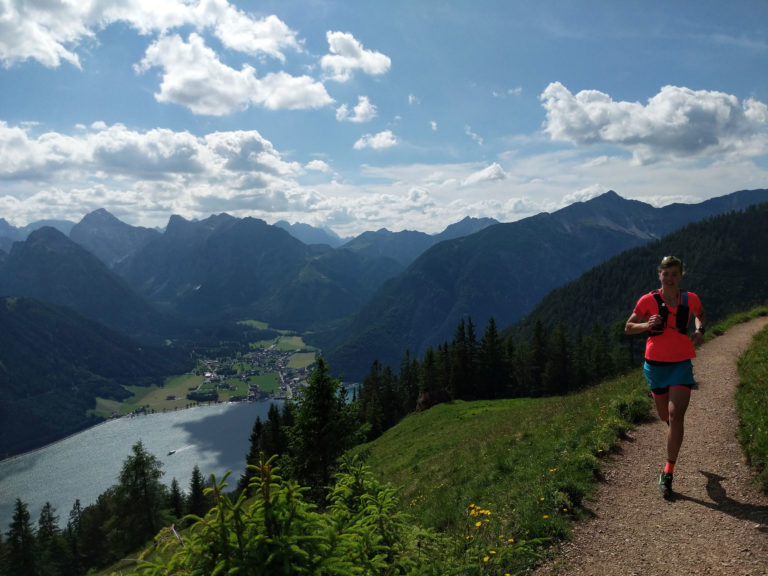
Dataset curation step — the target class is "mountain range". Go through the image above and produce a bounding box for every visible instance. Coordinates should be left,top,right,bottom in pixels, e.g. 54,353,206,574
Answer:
2,188,767,381
0,296,189,457
321,189,768,377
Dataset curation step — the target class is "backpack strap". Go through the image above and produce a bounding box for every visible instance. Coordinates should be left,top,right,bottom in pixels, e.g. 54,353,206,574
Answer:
676,291,690,334
649,290,667,336
649,289,689,336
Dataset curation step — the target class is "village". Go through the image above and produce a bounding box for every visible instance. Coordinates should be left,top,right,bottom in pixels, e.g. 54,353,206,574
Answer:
157,340,319,409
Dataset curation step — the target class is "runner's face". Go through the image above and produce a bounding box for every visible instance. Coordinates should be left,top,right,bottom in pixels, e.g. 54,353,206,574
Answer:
658,266,682,289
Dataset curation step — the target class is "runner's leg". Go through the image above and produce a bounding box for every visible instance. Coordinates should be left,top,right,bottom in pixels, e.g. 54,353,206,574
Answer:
666,386,691,463
652,389,669,422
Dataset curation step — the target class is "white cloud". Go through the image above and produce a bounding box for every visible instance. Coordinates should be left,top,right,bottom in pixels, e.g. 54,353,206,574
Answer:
540,82,768,164
0,0,92,68
465,125,483,145
493,87,523,98
336,96,377,122
320,31,391,82
211,11,303,60
0,0,304,68
408,94,420,105
462,163,507,186
430,121,438,131
353,130,398,150
136,34,259,115
306,159,331,172
0,121,306,225
136,34,331,114
256,71,334,110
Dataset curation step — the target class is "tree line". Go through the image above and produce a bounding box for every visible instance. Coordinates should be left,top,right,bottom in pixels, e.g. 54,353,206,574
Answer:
245,315,638,481
0,442,215,575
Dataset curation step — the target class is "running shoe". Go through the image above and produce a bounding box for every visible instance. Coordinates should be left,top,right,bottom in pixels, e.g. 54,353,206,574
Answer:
658,472,673,495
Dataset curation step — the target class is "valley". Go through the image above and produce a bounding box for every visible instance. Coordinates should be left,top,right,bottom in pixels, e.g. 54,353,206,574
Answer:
92,325,319,418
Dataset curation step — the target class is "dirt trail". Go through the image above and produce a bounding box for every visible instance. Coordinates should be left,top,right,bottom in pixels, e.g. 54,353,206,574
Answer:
534,317,768,576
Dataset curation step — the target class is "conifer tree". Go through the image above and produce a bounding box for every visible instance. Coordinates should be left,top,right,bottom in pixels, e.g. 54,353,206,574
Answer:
289,357,353,500
262,402,283,456
237,417,264,496
5,498,37,576
187,464,208,519
543,320,569,395
113,441,169,554
168,478,185,520
37,502,69,576
398,350,420,413
420,347,439,393
479,317,507,398
63,499,83,575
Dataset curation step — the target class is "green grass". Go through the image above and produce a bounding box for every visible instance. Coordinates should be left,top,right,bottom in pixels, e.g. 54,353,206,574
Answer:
352,373,651,546
736,321,768,492
96,309,768,575
92,374,205,417
288,351,315,369
250,372,281,394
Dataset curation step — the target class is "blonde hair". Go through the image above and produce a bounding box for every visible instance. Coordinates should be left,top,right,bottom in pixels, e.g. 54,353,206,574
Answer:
658,255,683,274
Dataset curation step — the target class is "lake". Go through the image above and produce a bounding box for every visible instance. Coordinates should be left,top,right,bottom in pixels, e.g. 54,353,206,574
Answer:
0,400,282,530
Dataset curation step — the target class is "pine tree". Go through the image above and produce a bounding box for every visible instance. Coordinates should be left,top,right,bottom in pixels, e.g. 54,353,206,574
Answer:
36,502,69,576
542,320,569,395
63,499,84,575
479,317,507,399
360,360,386,439
398,350,420,413
113,441,169,555
187,464,209,519
420,347,439,393
289,357,353,500
263,402,288,457
237,417,264,496
5,498,37,576
168,478,185,520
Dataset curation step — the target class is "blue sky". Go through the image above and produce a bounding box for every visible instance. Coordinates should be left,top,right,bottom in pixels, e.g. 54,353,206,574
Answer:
1,0,767,236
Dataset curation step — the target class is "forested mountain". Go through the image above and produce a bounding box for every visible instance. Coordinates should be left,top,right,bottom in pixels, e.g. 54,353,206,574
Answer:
0,227,180,343
322,189,768,380
69,208,160,267
340,216,498,267
0,297,190,458
115,214,403,328
510,202,768,339
0,217,75,253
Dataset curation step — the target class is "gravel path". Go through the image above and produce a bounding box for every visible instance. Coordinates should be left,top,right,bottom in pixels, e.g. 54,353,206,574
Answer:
534,317,768,576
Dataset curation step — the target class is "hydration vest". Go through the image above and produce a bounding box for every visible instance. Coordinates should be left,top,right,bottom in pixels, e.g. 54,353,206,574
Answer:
649,289,689,336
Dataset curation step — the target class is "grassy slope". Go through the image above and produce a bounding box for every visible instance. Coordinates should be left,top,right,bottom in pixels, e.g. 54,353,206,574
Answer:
102,310,768,575
354,308,768,550
352,373,650,546
735,312,768,491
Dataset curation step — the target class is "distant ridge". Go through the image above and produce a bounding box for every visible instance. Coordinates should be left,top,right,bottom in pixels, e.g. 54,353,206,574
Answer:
322,189,768,379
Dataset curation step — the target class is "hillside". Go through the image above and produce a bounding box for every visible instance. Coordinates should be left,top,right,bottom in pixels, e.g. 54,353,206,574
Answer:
351,315,768,574
0,227,180,343
534,315,768,575
0,297,190,458
69,208,160,267
511,201,768,338
323,189,768,380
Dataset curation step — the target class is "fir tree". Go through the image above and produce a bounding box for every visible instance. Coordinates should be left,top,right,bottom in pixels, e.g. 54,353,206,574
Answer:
5,498,37,576
113,441,169,555
168,478,185,520
187,464,209,519
289,357,353,500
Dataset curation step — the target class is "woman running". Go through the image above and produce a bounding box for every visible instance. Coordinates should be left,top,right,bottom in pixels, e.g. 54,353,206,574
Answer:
625,256,706,496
